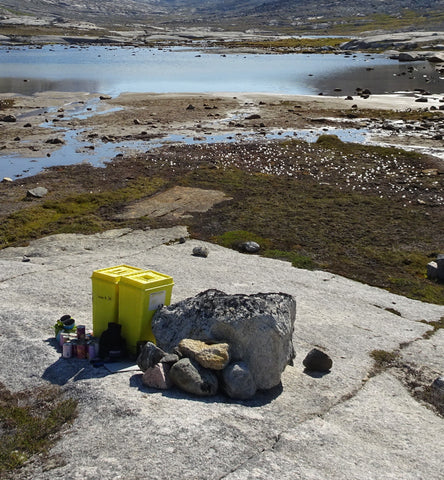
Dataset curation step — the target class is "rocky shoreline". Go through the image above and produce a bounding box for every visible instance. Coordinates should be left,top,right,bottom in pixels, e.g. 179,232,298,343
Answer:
0,36,443,304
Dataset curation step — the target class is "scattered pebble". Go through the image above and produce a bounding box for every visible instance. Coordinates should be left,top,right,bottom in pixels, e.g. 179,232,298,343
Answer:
303,348,333,372
192,246,209,258
239,241,260,253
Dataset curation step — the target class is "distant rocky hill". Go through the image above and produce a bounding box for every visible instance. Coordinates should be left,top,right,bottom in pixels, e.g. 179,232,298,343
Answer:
1,0,443,29
164,0,442,17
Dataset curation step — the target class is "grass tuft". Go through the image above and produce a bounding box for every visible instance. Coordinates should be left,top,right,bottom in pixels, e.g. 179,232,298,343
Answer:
370,349,400,373
263,249,317,270
211,230,272,251
420,316,444,339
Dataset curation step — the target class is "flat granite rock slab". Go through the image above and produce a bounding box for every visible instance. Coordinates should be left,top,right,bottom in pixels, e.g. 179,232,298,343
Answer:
0,227,443,479
222,372,444,480
400,329,444,373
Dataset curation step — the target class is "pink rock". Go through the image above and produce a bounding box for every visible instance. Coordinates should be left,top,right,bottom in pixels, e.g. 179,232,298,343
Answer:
142,363,172,390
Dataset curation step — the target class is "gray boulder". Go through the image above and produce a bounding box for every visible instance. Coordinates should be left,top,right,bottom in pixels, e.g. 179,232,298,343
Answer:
431,376,444,408
427,53,444,63
437,254,444,281
222,362,257,400
169,358,218,396
137,341,166,372
159,353,180,364
45,137,64,145
0,114,16,122
152,289,296,390
399,52,425,62
239,241,260,253
427,261,438,280
427,255,444,281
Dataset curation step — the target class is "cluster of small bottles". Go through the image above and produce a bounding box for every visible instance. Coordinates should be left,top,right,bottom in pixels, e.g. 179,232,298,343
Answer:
60,328,99,359
55,316,99,360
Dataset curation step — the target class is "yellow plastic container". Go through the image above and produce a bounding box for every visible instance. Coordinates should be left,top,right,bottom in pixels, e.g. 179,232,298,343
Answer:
91,265,144,338
118,270,174,355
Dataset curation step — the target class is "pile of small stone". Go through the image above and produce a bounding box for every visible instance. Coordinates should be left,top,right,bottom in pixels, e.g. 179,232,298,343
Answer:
138,289,297,400
138,339,255,398
427,254,444,281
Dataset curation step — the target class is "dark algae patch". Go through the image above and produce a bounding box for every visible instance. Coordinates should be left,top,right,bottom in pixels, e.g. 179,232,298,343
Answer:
0,136,442,304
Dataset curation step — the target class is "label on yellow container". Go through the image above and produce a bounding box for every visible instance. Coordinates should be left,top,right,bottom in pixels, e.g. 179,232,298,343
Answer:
149,290,166,311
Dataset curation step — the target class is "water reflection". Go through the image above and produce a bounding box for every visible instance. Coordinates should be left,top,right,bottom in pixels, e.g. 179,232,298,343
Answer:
316,61,442,96
1,45,442,96
0,78,101,96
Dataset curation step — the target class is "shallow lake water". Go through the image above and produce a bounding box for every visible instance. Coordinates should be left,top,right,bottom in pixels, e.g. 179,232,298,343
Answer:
1,45,443,96
0,125,368,179
1,45,443,178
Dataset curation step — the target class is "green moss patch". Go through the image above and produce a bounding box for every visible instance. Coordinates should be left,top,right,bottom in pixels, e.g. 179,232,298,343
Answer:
0,383,77,474
0,177,166,247
263,249,317,270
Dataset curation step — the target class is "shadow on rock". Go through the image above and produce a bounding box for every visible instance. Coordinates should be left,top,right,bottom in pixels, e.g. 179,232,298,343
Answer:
303,369,331,378
42,357,110,385
42,337,110,385
129,372,283,407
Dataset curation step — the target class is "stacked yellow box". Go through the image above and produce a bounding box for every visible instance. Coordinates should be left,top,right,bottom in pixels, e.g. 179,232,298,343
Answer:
118,270,174,355
91,265,174,355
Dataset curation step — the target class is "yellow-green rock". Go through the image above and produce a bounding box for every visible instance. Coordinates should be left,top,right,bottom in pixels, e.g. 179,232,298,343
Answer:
178,338,230,370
